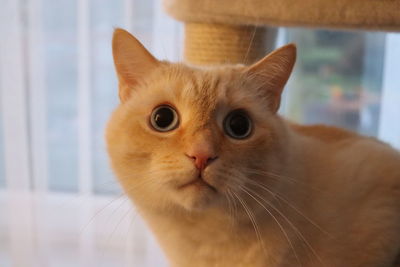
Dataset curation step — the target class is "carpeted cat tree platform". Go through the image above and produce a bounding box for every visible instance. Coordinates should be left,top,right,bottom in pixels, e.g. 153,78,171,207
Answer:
163,0,400,65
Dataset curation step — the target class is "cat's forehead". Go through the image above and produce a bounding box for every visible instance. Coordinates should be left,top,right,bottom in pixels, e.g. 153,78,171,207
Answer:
165,64,244,110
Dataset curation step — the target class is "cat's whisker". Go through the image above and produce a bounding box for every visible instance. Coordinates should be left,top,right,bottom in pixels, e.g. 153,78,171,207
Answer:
238,185,302,267
99,200,135,261
116,167,183,192
231,191,268,257
243,167,326,193
242,167,300,185
225,188,239,225
240,183,326,267
117,166,179,181
223,172,324,236
101,196,131,232
230,189,239,222
117,167,191,204
105,204,135,248
123,175,161,193
228,171,327,266
243,178,332,238
227,171,324,266
119,208,141,255
123,174,176,211
79,192,128,234
224,189,235,229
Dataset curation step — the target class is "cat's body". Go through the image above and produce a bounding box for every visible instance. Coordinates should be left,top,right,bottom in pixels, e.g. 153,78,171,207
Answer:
107,29,400,267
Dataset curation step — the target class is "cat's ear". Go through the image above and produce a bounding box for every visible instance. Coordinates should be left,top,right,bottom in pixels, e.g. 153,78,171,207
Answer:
112,28,159,102
245,44,296,113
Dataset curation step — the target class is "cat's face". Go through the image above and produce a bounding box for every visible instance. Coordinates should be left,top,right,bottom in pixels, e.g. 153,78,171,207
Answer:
107,29,296,212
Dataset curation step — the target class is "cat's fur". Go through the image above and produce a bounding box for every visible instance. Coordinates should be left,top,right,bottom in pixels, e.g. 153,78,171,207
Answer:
106,29,400,267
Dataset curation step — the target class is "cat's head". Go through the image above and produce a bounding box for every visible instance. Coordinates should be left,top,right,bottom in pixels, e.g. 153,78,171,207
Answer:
106,29,296,212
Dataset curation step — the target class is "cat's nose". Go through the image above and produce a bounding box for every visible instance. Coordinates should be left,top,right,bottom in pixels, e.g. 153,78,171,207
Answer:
185,129,218,170
186,152,218,170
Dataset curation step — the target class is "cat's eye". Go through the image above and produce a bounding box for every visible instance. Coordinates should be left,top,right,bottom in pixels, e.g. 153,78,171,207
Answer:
150,105,179,132
223,110,252,139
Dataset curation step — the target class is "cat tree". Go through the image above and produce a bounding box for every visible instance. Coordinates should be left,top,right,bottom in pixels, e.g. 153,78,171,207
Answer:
163,0,400,65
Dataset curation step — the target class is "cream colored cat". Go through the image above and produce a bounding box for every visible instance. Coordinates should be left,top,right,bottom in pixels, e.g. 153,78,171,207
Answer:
106,29,400,267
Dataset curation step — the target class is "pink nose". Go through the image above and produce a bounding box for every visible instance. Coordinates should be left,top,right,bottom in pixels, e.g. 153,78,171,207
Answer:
186,152,217,170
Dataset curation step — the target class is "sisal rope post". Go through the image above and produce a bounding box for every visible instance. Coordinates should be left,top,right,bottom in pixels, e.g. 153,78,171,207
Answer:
184,22,276,65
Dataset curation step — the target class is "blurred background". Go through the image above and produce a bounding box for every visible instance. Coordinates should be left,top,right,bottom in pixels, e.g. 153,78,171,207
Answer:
0,0,399,266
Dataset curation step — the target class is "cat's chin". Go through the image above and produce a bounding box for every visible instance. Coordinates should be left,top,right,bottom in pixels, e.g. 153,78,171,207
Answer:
173,178,220,211
178,177,217,192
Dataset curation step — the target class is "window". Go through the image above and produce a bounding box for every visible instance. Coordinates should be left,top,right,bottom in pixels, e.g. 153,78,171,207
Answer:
284,29,386,137
0,101,4,188
279,29,400,149
44,0,79,191
90,0,124,194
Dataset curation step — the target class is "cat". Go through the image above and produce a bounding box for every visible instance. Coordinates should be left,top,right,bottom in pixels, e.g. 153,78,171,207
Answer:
106,28,400,267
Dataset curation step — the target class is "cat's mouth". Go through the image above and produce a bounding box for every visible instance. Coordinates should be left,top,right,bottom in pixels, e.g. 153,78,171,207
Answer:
178,175,217,193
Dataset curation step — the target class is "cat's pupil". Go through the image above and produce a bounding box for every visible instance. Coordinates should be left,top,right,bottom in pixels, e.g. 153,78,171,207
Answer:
154,107,174,128
230,114,249,135
150,105,179,132
224,110,252,139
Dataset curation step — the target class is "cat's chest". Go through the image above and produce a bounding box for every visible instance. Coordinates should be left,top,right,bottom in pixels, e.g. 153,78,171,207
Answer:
162,219,283,267
172,237,266,267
